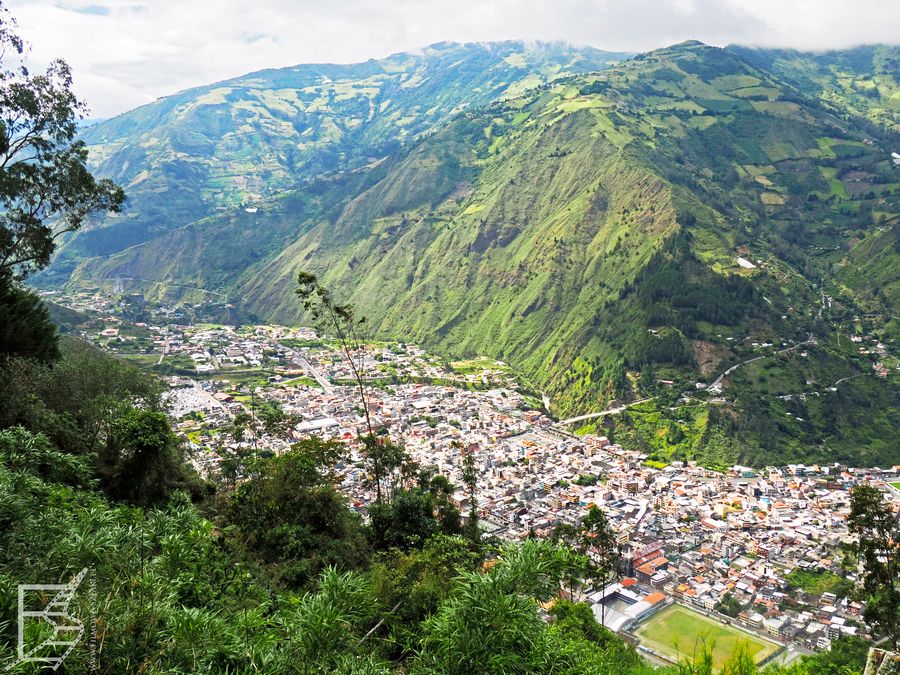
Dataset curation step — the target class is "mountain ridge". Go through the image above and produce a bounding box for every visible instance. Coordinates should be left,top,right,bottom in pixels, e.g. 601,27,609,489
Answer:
37,40,629,284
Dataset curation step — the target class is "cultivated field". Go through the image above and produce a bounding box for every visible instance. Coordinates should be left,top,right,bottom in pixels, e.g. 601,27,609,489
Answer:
634,604,781,669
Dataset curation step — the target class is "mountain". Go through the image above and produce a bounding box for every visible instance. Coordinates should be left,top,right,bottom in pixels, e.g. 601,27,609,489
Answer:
38,40,627,284
64,41,900,467
726,44,899,132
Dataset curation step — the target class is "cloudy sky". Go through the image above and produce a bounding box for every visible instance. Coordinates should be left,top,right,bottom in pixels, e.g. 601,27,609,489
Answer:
8,0,899,118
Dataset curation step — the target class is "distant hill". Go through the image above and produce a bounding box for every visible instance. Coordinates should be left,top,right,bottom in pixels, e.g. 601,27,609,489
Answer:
58,41,900,467
726,44,899,133
37,40,627,284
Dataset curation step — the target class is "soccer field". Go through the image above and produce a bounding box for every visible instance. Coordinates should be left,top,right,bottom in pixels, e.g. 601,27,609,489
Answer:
634,604,780,668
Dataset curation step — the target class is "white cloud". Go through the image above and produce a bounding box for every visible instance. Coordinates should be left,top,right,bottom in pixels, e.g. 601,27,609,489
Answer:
7,0,899,118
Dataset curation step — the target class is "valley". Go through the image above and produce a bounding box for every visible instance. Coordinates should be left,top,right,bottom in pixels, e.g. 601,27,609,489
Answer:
46,41,899,469
4,4,900,671
44,288,900,667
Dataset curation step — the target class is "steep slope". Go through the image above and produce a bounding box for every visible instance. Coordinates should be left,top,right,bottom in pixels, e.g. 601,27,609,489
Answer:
727,44,899,132
69,42,900,466
237,41,898,465
40,41,627,284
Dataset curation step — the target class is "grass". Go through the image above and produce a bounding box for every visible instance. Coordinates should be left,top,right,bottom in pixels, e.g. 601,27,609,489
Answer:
819,167,849,199
634,604,780,669
786,568,851,597
891,481,900,489
276,375,320,388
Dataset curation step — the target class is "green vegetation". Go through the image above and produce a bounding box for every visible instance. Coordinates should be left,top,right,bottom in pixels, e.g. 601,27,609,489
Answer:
786,568,853,598
0,312,877,674
634,604,781,668
847,484,900,650
716,593,744,618
729,45,899,132
42,41,627,285
0,13,123,283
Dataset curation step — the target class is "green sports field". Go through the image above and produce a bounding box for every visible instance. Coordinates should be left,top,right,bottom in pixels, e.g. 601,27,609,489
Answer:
634,604,781,668
890,481,900,490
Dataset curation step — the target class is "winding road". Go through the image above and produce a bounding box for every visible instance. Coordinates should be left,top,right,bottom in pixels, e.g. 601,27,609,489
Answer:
556,336,819,426
707,336,817,391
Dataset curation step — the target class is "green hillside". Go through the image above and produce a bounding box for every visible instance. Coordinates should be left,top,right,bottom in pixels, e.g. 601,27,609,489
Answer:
37,41,626,284
66,41,900,467
727,44,899,132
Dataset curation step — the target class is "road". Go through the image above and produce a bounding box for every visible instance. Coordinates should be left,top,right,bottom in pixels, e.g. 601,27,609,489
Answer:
556,336,817,427
558,397,657,425
291,352,334,393
102,276,229,300
708,338,816,391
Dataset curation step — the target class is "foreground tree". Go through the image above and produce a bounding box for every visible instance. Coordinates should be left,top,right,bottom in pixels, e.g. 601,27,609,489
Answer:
0,281,58,361
414,540,587,673
108,407,192,505
227,439,371,588
296,271,413,509
0,3,124,281
460,441,480,545
847,484,899,650
296,271,372,432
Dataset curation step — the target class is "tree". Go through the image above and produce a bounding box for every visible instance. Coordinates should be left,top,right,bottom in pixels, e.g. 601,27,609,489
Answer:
582,505,622,627
110,407,190,505
296,271,372,433
0,4,124,280
426,472,462,536
847,484,899,650
227,439,370,588
369,534,479,659
229,409,253,443
297,271,406,506
550,522,587,599
548,598,643,672
370,488,440,552
460,442,480,545
716,593,743,618
370,469,463,551
414,540,585,673
793,635,870,675
361,434,409,505
256,399,287,437
0,281,58,361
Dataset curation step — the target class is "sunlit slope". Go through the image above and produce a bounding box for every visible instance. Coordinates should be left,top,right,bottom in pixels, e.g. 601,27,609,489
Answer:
728,44,899,132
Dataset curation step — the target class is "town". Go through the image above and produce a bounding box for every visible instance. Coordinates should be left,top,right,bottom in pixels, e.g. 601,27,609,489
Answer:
47,289,900,668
